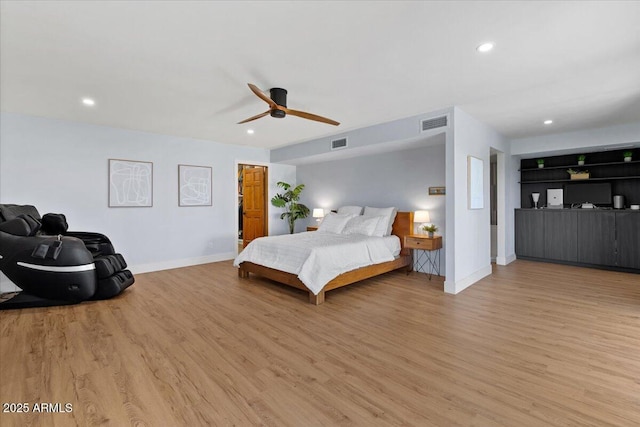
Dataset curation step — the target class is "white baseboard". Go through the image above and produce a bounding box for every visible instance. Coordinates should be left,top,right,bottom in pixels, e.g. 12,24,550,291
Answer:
444,264,492,294
496,253,516,266
129,252,236,275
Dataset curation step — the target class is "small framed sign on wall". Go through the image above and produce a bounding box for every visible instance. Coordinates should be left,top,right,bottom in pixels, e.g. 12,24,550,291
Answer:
428,186,446,195
467,155,484,209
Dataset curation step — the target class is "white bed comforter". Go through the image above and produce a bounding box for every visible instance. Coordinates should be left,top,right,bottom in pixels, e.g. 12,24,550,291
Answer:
233,232,398,295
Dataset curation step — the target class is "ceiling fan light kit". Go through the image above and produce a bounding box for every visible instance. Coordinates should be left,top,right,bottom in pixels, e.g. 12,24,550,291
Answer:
238,83,339,126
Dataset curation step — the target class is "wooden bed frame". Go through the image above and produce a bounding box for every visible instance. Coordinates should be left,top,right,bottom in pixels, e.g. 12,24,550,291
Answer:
237,211,414,304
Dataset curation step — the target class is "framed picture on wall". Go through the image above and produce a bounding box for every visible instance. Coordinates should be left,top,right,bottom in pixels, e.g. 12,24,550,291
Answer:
467,156,484,209
429,186,446,195
108,159,153,207
178,164,213,207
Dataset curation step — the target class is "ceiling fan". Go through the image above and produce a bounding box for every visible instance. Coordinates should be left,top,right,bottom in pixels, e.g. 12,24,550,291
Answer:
238,83,340,126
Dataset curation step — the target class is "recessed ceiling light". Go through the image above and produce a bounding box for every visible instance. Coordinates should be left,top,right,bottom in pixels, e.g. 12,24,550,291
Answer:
82,98,95,106
477,42,494,53
544,119,553,125
246,129,254,135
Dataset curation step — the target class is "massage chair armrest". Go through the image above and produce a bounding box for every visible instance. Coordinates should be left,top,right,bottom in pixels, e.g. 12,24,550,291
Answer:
64,231,116,256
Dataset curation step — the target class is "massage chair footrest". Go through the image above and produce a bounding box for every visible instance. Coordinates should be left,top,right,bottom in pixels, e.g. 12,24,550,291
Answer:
94,254,127,279
92,270,134,300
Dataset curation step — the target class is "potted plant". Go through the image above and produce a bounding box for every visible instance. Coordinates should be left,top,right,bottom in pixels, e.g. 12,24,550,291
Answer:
623,151,633,162
536,159,545,168
270,181,310,234
567,168,590,180
577,154,586,166
421,224,438,238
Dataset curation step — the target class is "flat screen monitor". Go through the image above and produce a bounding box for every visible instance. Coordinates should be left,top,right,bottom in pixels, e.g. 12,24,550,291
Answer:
563,182,612,206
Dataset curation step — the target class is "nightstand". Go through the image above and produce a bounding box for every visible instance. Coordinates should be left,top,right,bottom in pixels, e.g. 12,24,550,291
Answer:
306,225,318,231
404,235,442,280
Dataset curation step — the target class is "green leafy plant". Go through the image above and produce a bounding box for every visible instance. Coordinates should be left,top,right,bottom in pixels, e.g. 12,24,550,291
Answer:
270,181,310,234
567,168,589,175
421,224,438,233
577,154,586,162
536,159,545,165
623,150,633,158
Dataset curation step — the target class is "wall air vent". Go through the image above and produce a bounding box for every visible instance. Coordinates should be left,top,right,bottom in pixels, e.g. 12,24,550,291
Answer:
331,137,348,150
421,115,448,132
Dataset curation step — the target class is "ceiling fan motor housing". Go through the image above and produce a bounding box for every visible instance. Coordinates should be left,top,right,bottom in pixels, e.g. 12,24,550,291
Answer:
270,88,287,118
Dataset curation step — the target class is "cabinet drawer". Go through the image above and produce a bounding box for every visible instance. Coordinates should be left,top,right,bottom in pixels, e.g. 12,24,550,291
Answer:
405,236,442,250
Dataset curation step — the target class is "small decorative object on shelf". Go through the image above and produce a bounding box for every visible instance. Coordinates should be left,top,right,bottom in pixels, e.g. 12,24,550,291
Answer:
531,192,540,209
421,224,438,238
623,151,633,162
567,168,590,180
577,154,586,166
536,158,545,168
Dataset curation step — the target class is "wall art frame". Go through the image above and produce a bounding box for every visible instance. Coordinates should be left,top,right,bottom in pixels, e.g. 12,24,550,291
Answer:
428,186,446,196
178,164,213,207
467,155,484,209
108,159,153,207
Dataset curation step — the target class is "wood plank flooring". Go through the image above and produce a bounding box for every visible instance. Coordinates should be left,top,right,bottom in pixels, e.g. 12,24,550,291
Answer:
1,260,639,426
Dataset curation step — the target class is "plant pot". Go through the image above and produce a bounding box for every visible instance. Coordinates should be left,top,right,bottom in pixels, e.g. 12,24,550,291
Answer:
578,161,585,166
570,173,590,180
428,232,434,238
624,157,632,162
538,164,544,168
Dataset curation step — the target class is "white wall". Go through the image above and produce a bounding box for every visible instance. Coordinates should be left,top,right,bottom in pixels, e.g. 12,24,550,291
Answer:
511,121,640,156
445,107,514,294
0,113,271,289
296,143,447,273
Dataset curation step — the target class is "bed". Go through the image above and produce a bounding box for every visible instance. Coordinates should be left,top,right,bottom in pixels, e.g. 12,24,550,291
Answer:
235,211,413,304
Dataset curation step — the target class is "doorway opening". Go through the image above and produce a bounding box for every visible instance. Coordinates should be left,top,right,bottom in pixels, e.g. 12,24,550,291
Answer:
238,164,268,253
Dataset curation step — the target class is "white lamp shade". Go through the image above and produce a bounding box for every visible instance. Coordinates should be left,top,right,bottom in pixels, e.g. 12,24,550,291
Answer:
312,208,325,218
414,210,430,223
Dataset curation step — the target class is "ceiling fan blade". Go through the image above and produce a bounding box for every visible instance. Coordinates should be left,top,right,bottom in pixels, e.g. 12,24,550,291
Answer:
237,110,271,124
282,107,340,126
247,83,277,109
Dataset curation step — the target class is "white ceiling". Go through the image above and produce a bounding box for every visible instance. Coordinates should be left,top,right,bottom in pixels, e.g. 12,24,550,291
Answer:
1,1,639,150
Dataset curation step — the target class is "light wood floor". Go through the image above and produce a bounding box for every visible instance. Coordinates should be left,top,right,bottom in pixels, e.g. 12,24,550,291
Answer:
1,260,639,426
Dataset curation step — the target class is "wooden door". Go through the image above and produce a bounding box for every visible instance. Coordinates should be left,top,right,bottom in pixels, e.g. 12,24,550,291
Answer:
242,166,266,247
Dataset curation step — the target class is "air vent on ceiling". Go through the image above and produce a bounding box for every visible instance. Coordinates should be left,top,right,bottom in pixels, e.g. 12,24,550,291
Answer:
421,115,448,132
331,137,348,150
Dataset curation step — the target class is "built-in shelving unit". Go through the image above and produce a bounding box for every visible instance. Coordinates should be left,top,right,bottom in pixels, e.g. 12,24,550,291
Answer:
520,148,640,208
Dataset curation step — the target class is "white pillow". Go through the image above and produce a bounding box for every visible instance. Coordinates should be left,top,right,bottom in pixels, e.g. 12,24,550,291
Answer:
337,205,363,215
341,215,382,236
317,213,355,234
363,206,398,236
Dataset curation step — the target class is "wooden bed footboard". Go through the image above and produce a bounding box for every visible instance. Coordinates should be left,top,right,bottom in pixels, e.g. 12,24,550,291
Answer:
237,211,414,304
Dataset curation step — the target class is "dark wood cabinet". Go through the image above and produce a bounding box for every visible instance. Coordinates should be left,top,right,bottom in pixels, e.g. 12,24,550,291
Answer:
515,209,544,258
577,211,616,266
616,212,640,269
515,209,640,272
544,211,578,262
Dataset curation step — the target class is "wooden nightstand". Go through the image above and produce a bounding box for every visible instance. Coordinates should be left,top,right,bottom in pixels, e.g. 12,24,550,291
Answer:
306,225,318,231
404,235,442,279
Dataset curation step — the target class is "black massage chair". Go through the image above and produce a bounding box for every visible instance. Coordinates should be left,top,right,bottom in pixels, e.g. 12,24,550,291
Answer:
0,204,134,309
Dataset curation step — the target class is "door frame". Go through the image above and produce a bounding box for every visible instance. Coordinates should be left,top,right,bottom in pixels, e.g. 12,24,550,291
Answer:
235,160,269,255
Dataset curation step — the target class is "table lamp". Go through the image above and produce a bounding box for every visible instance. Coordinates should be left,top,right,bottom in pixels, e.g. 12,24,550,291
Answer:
414,210,431,234
312,208,325,223
532,193,540,209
